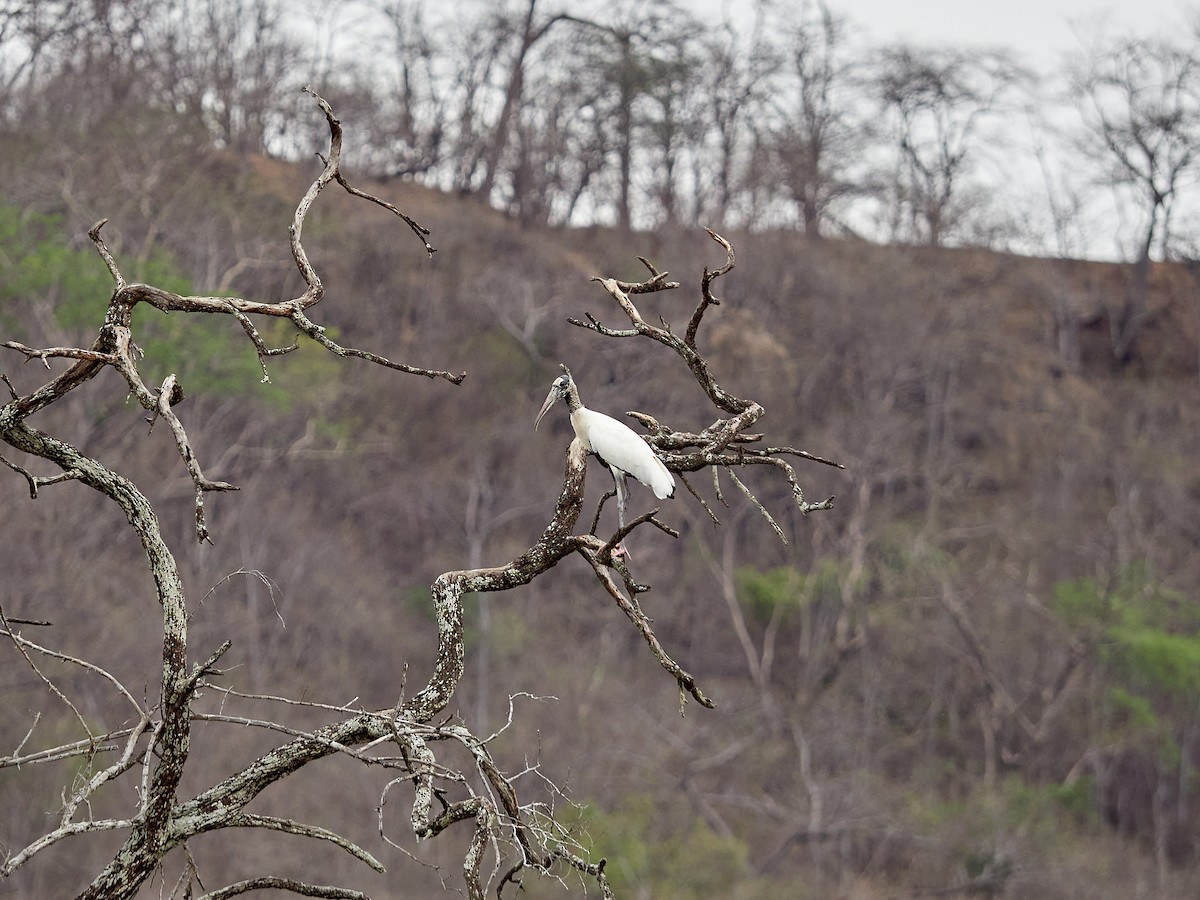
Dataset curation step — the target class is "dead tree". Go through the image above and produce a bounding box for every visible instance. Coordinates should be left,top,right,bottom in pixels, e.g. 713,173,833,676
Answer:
0,87,839,899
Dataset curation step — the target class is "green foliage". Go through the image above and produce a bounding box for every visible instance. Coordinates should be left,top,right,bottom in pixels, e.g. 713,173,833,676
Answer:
1052,565,1200,699
136,306,266,401
0,205,113,334
563,796,792,900
1003,775,1098,830
1051,564,1200,759
0,203,339,409
135,313,339,410
1107,625,1200,699
1107,686,1158,730
735,559,842,625
736,564,805,623
1051,575,1113,635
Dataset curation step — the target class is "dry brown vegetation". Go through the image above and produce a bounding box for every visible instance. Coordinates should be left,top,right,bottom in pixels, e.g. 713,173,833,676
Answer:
5,1,1200,894
1,132,1199,898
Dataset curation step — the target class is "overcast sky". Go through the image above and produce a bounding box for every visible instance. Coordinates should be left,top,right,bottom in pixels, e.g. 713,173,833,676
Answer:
714,0,1194,68
867,0,1188,57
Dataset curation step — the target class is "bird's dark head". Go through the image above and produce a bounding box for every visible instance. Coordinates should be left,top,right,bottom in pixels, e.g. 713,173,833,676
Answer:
535,369,575,430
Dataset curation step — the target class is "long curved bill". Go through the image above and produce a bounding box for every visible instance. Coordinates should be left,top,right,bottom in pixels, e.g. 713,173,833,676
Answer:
534,388,559,430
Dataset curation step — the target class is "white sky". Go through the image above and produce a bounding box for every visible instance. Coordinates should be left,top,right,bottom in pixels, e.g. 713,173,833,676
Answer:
796,1,1193,66
704,1,1195,70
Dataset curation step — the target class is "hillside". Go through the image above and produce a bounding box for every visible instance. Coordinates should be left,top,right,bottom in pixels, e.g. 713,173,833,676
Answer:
3,153,1200,899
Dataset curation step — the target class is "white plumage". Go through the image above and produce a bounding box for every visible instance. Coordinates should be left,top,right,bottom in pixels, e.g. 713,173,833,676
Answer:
536,370,675,552
570,407,675,500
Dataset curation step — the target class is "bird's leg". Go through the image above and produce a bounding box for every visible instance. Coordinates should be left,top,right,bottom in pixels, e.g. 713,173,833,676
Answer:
613,470,631,559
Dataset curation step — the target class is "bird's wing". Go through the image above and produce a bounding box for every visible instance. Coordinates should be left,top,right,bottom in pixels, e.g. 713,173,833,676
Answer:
580,409,676,500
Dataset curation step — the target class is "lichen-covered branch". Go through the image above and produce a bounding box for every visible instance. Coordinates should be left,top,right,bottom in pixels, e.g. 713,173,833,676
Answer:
197,878,368,900
0,90,474,900
0,83,839,900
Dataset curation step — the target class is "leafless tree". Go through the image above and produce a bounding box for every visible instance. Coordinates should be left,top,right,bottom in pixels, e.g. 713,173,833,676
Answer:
358,0,448,178
875,43,1026,246
690,9,776,227
0,87,837,898
768,1,861,239
1070,34,1200,363
0,1,91,108
555,2,700,229
467,0,574,203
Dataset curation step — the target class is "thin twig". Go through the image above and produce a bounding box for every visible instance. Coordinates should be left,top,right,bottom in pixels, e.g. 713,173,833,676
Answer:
725,466,788,545
577,545,714,710
0,610,97,744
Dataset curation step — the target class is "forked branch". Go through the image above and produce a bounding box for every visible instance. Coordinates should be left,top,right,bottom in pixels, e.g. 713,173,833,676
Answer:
2,86,461,544
0,89,480,900
568,230,840,543
523,233,841,715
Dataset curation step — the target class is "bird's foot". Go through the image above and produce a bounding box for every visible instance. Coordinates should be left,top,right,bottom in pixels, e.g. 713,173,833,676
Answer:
612,542,632,561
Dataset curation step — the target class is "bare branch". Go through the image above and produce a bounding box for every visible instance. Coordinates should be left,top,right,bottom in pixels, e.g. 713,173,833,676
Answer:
0,731,132,770
0,452,82,497
0,617,145,719
88,217,124,287
1,819,134,876
228,307,299,383
61,712,155,826
580,235,756,415
1,341,115,367
0,609,96,744
551,844,616,900
679,471,722,524
686,228,735,347
149,374,239,543
6,711,40,762
599,506,679,560
227,814,384,873
287,306,465,383
197,878,368,900
190,712,423,771
725,466,788,544
327,164,437,259
577,543,715,710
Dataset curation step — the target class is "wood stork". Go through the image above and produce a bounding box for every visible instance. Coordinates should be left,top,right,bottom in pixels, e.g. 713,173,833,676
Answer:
536,369,675,555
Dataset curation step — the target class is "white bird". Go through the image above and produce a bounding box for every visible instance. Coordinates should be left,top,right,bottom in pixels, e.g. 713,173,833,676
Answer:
535,369,675,555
